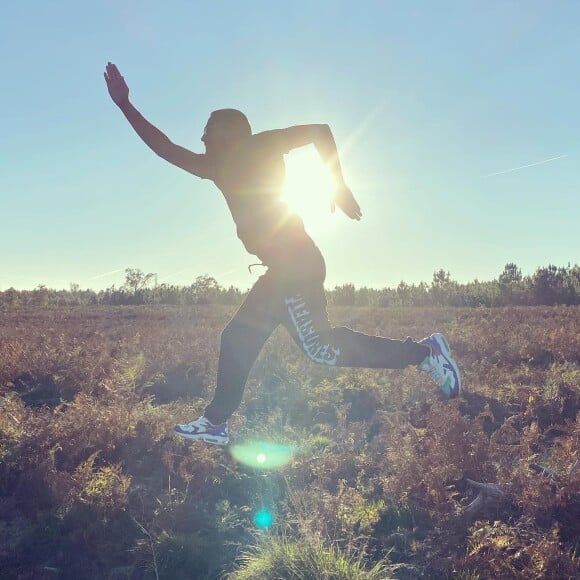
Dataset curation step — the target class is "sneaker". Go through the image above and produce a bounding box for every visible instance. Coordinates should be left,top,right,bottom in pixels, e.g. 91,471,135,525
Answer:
418,333,461,397
174,416,229,446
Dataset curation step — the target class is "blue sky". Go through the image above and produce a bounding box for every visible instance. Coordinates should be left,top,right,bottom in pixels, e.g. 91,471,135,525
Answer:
1,1,578,291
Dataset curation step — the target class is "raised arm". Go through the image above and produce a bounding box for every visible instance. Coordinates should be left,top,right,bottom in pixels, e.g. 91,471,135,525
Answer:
259,124,362,220
104,62,210,178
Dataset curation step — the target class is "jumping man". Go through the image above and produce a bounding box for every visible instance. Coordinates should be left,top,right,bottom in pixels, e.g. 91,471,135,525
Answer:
104,62,461,446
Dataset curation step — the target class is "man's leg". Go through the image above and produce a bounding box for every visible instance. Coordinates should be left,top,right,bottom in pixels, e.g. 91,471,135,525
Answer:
175,273,280,443
282,285,428,369
280,277,460,395
203,273,280,424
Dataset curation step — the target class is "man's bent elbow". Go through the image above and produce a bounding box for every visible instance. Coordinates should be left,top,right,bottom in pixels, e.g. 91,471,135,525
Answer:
313,123,333,142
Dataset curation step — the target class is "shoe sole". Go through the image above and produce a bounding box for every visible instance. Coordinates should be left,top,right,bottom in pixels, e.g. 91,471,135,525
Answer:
174,429,229,446
432,333,461,397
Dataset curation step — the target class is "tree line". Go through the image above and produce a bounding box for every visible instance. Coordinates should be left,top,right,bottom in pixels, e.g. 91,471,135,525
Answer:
1,263,578,308
332,263,579,307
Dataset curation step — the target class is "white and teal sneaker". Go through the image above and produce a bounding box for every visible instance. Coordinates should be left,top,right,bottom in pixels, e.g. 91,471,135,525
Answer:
174,416,229,446
418,333,461,397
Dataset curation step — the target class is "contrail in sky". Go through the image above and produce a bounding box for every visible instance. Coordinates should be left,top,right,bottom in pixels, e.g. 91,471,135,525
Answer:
483,154,568,178
88,268,126,281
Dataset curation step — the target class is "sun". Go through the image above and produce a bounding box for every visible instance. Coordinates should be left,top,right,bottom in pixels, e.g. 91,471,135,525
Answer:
282,149,337,235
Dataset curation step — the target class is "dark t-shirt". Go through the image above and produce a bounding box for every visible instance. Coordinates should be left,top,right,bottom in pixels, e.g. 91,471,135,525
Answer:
204,131,316,266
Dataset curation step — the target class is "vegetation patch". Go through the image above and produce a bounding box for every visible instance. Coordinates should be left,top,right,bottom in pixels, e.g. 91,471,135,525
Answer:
0,304,578,578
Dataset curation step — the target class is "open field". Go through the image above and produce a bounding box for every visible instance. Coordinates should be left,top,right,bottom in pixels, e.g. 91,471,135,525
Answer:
1,305,579,579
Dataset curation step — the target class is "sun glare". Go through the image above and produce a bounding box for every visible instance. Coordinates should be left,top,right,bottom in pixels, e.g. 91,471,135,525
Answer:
283,150,337,234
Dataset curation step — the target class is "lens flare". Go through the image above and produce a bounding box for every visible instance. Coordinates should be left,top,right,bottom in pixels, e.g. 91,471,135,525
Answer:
229,441,295,469
253,509,274,529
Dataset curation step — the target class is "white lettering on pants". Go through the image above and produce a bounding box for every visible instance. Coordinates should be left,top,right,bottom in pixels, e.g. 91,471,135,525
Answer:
285,295,340,365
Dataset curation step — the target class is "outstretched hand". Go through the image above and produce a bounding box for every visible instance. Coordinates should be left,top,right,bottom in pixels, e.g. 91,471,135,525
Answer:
331,185,362,221
104,62,129,107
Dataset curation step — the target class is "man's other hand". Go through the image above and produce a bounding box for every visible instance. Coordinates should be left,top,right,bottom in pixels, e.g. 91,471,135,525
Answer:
331,185,362,220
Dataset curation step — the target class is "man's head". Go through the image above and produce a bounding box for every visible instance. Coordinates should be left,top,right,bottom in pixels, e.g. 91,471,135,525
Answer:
202,109,252,153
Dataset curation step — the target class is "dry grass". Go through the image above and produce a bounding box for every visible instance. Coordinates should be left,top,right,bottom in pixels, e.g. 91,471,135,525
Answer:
0,304,578,579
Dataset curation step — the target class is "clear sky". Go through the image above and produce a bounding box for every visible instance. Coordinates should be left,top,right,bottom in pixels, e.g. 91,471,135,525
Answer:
1,1,578,292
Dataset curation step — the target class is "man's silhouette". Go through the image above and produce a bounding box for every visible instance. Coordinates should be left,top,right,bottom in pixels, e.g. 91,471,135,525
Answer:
105,62,460,445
